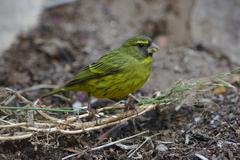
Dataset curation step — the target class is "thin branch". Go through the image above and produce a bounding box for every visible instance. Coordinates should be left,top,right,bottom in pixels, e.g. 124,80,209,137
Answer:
62,153,79,160
61,130,149,160
128,132,162,158
91,130,149,151
14,90,32,104
0,119,56,129
128,137,149,157
2,95,16,105
0,133,33,141
0,106,75,112
0,104,156,134
3,85,56,105
20,84,57,93
37,110,66,123
0,122,27,128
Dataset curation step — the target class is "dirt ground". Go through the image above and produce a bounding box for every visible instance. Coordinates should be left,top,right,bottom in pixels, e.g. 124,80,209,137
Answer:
0,1,239,160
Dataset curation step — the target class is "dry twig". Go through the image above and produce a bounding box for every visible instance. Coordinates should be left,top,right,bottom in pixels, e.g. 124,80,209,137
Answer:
62,130,149,160
128,132,162,158
0,133,33,141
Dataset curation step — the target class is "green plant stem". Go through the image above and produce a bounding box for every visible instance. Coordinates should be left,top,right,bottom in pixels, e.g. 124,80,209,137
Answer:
0,106,80,113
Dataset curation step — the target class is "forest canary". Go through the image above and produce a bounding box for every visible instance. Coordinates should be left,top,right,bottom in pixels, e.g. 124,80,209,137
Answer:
43,35,159,111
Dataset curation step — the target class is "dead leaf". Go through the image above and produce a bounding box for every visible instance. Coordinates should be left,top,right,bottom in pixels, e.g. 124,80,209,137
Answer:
212,86,226,95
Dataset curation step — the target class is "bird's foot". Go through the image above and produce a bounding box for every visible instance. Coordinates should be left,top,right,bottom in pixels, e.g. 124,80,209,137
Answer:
88,107,97,117
125,102,136,110
124,94,139,113
86,105,99,123
124,101,138,115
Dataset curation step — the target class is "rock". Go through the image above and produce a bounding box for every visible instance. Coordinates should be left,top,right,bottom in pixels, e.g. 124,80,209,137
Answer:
72,100,83,112
143,47,229,93
156,144,168,152
0,0,45,56
73,0,193,60
0,0,79,57
191,0,240,64
39,38,71,57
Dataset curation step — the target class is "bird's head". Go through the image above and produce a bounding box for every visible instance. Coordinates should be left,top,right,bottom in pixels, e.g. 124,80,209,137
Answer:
122,35,159,57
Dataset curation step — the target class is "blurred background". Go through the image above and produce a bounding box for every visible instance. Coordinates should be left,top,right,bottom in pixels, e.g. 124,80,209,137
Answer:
0,0,239,94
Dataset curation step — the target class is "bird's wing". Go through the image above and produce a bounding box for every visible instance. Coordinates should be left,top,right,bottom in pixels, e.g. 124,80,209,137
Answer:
65,50,127,87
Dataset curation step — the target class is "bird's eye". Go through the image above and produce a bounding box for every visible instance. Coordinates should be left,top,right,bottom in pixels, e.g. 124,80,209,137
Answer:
138,43,144,48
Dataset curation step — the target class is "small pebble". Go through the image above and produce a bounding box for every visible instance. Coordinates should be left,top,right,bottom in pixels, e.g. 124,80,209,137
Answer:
156,144,168,152
72,100,83,112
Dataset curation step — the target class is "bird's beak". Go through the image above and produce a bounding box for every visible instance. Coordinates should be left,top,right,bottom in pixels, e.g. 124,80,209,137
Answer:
148,43,160,54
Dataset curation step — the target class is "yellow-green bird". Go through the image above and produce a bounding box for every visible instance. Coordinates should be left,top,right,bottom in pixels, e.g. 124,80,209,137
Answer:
43,35,159,112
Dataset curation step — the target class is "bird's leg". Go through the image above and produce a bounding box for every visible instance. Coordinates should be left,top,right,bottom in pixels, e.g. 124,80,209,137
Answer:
86,94,100,124
125,94,139,110
87,93,97,117
124,94,139,131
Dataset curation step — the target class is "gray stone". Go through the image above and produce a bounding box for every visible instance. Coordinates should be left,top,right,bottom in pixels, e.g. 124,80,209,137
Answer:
0,0,45,56
0,0,77,57
143,47,229,93
72,0,194,60
191,0,240,64
156,144,168,152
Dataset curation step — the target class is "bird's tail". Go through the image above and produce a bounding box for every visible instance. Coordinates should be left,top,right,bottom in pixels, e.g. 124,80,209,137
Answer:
41,87,66,98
